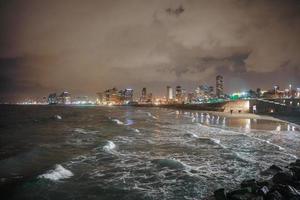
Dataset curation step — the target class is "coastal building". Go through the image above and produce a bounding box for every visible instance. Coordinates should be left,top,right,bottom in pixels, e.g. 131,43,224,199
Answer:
216,75,224,98
175,86,185,103
195,84,214,100
140,87,147,102
166,86,173,101
97,87,134,105
104,87,120,104
48,93,57,104
57,91,71,104
121,88,134,103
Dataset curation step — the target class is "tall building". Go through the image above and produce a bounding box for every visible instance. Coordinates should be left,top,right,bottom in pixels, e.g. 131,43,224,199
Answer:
57,91,71,104
140,87,147,102
104,87,119,103
175,86,184,103
123,88,133,102
166,86,173,101
216,75,224,98
196,84,214,99
48,93,57,104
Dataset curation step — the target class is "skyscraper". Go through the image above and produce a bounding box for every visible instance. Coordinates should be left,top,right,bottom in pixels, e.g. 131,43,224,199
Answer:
216,75,223,98
140,87,147,102
166,86,173,100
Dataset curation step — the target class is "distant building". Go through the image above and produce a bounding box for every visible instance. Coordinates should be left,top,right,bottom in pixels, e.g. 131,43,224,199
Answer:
175,86,185,103
147,93,153,103
57,91,71,104
48,93,57,104
97,87,133,105
140,87,147,102
166,86,173,101
216,75,224,98
196,84,214,99
187,92,195,103
104,87,120,104
122,88,134,102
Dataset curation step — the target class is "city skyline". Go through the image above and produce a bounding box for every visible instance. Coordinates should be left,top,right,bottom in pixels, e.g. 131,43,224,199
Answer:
1,0,300,101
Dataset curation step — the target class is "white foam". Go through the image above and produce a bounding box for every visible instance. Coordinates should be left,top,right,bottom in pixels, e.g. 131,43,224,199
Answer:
147,112,158,119
38,164,73,181
54,115,62,120
185,130,199,138
112,119,124,125
103,141,117,154
133,128,140,133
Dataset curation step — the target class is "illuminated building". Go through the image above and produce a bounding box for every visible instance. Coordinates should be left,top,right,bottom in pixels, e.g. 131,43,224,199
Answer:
140,87,147,102
166,86,173,101
122,88,134,102
175,86,185,103
216,75,223,98
57,91,71,104
103,87,120,104
196,84,214,99
72,96,95,104
147,93,153,103
187,92,195,103
48,93,57,104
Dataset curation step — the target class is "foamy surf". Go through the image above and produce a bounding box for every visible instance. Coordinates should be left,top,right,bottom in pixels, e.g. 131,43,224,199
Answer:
112,119,124,125
133,128,140,133
147,112,158,119
38,164,73,181
103,141,118,154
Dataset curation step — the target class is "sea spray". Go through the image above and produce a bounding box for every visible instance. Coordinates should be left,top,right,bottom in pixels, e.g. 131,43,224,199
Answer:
112,119,124,125
103,141,117,154
38,164,73,181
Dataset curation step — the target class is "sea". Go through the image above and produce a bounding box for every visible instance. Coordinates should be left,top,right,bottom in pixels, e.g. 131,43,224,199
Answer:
0,105,300,200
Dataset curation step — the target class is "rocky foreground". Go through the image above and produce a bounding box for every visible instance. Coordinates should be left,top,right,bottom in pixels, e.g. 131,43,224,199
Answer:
214,160,300,200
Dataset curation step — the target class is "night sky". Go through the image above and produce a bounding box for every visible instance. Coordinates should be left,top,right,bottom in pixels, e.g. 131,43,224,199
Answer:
0,0,300,101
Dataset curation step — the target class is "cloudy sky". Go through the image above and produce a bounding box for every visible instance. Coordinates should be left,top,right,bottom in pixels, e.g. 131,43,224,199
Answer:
0,0,299,101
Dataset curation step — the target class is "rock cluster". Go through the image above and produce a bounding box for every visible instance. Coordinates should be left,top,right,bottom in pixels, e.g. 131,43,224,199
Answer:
214,160,300,200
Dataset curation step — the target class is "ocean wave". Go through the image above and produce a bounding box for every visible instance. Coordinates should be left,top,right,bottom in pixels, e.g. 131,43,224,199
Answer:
53,115,62,120
132,128,140,133
103,141,117,154
112,119,124,125
74,128,98,134
147,112,158,119
38,164,73,181
152,158,185,170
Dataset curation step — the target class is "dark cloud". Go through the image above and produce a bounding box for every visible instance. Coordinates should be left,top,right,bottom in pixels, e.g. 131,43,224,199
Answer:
0,0,299,101
166,5,184,17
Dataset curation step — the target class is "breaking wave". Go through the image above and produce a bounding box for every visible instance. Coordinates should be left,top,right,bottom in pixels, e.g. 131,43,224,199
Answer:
38,164,73,181
147,112,158,119
112,119,124,125
103,141,117,154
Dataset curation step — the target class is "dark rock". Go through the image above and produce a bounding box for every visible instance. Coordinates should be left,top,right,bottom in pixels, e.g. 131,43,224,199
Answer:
240,179,257,193
269,165,283,172
227,188,251,199
290,161,300,168
261,165,283,176
257,180,271,187
227,193,256,200
290,166,300,180
265,190,283,200
272,172,294,185
273,184,300,199
214,188,227,200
